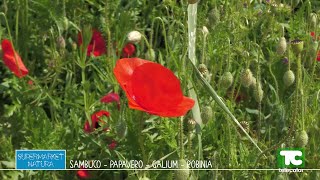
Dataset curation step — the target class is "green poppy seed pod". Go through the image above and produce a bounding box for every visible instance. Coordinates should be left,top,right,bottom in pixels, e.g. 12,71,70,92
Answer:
295,130,308,147
283,70,295,87
220,72,234,89
198,63,208,76
145,48,156,61
253,82,264,103
174,159,189,180
208,7,220,28
56,36,66,49
116,120,128,139
310,13,317,29
238,121,249,136
277,37,287,55
291,40,304,56
188,0,198,4
241,69,253,88
201,106,213,124
187,118,196,131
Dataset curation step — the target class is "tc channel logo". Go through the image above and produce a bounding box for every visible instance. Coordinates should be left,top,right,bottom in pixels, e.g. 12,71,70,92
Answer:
277,148,305,168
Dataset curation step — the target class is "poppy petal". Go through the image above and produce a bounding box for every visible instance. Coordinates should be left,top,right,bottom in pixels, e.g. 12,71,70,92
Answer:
121,43,136,58
113,58,154,107
77,169,90,179
78,29,106,57
1,39,28,78
100,93,120,109
154,96,195,117
131,63,183,113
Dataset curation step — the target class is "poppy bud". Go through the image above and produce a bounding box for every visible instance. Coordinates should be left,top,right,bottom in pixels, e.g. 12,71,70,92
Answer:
188,0,198,4
310,13,317,29
116,120,128,139
291,40,304,56
202,26,209,37
276,174,285,180
127,30,142,43
220,72,233,89
63,17,69,31
283,70,295,87
145,48,156,61
208,7,220,28
198,63,208,76
277,37,287,55
241,69,253,88
295,130,308,147
253,82,264,103
251,76,257,88
237,121,249,136
201,106,213,124
174,159,189,180
57,36,66,49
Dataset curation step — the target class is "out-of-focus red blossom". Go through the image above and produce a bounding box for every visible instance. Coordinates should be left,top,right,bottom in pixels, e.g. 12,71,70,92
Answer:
310,31,320,41
100,93,120,110
78,29,106,57
84,110,110,133
113,58,195,117
1,39,28,78
121,43,136,58
77,168,90,179
108,140,117,150
227,90,247,103
310,32,320,61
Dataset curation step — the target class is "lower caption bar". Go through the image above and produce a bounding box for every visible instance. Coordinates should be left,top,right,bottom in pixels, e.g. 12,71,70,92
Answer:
15,150,66,170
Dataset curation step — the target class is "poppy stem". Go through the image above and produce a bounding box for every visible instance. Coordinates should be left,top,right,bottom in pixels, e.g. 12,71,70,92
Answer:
179,117,184,158
138,113,147,176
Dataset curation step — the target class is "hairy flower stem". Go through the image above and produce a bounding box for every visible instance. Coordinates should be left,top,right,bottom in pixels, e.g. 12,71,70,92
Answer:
138,113,147,176
296,54,304,130
179,117,184,158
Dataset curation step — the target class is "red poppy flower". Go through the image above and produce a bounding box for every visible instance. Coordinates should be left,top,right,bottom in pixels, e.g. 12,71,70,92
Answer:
1,39,28,78
78,29,106,57
108,140,117,150
121,43,136,58
113,58,195,117
84,110,110,133
77,168,90,179
100,93,120,110
317,51,320,62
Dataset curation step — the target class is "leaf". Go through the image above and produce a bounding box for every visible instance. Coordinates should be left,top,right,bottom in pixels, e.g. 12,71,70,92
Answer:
1,161,15,168
245,108,260,115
